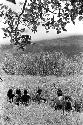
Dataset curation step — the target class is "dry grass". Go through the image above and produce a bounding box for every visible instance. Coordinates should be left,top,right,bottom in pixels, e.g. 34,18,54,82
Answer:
0,71,83,125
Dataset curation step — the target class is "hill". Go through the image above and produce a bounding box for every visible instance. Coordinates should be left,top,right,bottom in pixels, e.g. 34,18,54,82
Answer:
0,35,83,58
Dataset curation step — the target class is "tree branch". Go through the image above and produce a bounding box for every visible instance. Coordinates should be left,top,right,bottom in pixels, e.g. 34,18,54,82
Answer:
19,0,27,17
15,0,27,42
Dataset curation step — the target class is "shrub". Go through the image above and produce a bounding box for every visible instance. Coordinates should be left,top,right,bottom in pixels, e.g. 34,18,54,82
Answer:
2,51,83,76
2,54,16,75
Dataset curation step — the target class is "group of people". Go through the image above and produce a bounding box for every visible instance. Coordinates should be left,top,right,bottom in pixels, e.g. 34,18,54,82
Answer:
7,87,81,114
7,87,47,106
50,88,82,113
7,88,31,106
51,88,73,114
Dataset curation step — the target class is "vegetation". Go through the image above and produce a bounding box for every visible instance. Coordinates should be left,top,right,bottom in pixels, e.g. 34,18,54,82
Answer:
1,47,83,125
2,50,82,76
5,81,83,125
1,1,83,124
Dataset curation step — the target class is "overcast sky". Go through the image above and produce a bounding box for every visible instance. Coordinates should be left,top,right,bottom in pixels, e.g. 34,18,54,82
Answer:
0,0,83,44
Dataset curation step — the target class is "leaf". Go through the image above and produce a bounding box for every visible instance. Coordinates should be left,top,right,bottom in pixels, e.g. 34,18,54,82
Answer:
46,8,49,13
4,33,8,36
0,4,3,6
79,16,83,21
3,36,6,38
46,30,49,33
51,4,55,9
57,30,61,34
72,20,75,25
0,13,3,17
6,0,16,4
2,28,6,32
62,27,67,31
20,28,25,32
42,24,45,26
40,12,42,18
1,5,5,10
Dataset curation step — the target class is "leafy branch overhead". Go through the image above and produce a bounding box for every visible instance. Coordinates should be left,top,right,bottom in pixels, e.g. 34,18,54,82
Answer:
6,0,16,4
0,0,83,49
22,0,83,33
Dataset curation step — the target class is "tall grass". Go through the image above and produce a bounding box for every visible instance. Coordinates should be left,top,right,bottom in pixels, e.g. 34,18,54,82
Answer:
2,51,83,76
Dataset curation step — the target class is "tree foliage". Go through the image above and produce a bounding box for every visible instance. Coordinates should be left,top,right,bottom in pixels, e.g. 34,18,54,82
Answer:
6,0,16,4
0,0,83,49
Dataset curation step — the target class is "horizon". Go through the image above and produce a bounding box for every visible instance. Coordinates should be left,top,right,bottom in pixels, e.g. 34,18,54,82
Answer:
1,34,83,46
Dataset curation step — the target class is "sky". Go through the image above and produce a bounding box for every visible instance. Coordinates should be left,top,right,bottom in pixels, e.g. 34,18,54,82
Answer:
0,0,83,44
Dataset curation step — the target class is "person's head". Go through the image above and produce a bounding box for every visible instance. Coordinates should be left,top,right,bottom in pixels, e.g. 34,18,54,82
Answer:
37,88,42,95
8,89,13,93
57,88,63,97
65,96,72,102
24,89,27,95
16,89,21,96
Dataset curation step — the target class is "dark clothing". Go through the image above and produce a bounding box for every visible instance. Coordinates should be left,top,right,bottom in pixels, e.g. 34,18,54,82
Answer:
15,95,21,106
74,101,81,112
65,101,72,112
0,77,3,81
57,89,63,97
37,89,42,95
32,93,46,104
15,89,22,106
65,96,72,102
7,89,15,103
56,100,63,110
21,94,31,106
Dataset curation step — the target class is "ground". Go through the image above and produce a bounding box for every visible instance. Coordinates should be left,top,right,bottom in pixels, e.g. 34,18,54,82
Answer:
0,69,83,125
0,35,83,125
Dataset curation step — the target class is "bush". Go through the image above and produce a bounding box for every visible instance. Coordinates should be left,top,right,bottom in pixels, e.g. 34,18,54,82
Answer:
2,51,83,76
2,53,16,75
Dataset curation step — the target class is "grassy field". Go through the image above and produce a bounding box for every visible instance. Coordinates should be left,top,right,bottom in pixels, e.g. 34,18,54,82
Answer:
0,35,83,125
1,73,83,125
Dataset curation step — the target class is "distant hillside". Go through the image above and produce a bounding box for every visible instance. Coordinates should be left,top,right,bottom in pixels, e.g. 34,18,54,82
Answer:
0,44,13,51
0,35,83,58
37,35,83,46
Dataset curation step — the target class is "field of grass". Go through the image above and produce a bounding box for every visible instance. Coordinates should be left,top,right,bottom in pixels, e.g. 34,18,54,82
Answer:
1,72,83,125
0,35,83,125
